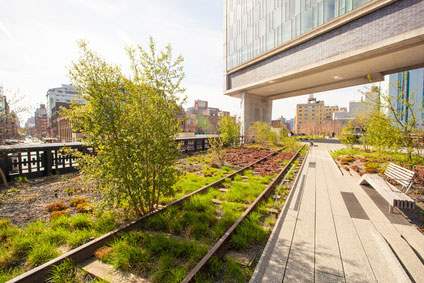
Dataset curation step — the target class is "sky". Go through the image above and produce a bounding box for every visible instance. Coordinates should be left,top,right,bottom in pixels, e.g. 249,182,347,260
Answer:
0,0,369,124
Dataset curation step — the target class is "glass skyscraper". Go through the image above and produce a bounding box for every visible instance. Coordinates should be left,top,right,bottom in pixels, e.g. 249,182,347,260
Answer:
226,0,371,70
384,68,424,128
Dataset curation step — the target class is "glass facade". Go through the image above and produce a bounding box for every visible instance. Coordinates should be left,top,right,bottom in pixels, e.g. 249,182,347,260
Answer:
226,0,371,69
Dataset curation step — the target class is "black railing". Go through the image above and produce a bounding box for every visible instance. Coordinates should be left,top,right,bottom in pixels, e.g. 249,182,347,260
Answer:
0,136,244,182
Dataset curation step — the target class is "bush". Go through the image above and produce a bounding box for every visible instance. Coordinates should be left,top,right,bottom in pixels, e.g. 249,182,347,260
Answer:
248,122,276,146
46,201,68,213
64,39,183,217
218,116,240,146
69,196,87,207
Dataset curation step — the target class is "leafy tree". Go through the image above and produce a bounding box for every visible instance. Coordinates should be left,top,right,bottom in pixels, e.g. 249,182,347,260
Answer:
248,122,277,146
380,85,419,161
208,137,225,167
339,121,357,147
64,39,184,216
362,111,401,152
218,116,240,146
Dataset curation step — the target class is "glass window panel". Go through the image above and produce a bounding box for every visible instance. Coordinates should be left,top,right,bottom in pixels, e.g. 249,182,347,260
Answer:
226,0,371,69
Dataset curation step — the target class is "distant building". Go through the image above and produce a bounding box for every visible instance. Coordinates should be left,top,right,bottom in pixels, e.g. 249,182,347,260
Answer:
0,88,20,143
184,100,229,134
25,116,36,137
295,95,339,135
46,84,85,140
34,104,48,139
331,87,380,135
383,68,424,128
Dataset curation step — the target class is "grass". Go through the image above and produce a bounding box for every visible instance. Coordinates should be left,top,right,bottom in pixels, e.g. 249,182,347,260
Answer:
0,212,118,282
194,256,252,283
99,231,208,283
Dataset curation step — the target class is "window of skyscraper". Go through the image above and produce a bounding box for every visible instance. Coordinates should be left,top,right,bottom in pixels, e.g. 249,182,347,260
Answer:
226,0,372,70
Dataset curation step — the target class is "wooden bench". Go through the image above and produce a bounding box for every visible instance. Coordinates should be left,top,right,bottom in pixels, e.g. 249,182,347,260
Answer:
359,163,415,212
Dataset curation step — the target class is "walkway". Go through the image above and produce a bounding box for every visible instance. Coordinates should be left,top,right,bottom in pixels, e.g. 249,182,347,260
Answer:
251,143,424,283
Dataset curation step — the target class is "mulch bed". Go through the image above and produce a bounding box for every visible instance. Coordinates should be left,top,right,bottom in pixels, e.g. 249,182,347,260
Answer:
223,147,272,168
253,152,295,176
0,173,99,226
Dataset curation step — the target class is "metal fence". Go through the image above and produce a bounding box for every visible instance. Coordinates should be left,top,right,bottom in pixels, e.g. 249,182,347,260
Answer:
0,136,244,182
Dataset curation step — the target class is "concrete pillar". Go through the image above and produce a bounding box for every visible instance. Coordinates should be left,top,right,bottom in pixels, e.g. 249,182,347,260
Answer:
240,93,272,137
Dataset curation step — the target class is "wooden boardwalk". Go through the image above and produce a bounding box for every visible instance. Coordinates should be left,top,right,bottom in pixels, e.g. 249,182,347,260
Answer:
251,143,424,283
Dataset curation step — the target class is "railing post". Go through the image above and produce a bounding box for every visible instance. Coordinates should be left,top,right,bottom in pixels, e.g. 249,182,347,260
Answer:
0,151,11,183
43,150,53,176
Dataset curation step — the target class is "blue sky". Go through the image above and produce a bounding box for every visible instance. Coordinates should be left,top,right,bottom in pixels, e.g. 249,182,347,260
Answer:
0,0,367,122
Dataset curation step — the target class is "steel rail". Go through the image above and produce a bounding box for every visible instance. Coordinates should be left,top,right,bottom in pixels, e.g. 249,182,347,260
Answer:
7,148,282,283
182,145,306,282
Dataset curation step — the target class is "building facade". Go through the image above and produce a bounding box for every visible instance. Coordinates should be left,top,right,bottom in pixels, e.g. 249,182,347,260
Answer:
0,89,20,143
224,0,424,135
294,95,339,135
184,100,228,134
34,104,48,139
383,67,424,128
46,84,85,139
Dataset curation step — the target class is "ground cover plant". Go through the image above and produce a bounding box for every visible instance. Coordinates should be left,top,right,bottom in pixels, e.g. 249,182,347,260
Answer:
194,147,306,282
92,147,300,282
0,147,272,282
0,212,117,282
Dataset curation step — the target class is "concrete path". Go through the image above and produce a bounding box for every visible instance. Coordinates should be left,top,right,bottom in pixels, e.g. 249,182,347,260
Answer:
251,143,424,283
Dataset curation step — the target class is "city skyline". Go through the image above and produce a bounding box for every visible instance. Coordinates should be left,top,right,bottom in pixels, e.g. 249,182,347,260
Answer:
0,0,367,123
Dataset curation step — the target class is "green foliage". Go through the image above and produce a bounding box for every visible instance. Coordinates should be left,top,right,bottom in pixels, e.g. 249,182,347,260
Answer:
0,213,119,278
48,259,77,283
331,147,424,169
248,122,277,146
362,111,401,151
338,121,358,147
27,242,59,267
230,212,267,250
218,116,240,146
102,231,207,282
208,137,225,166
64,38,184,216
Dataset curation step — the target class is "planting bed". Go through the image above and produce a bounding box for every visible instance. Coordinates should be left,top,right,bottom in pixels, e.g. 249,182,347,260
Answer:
0,146,276,282
64,147,303,283
331,147,424,234
193,147,307,282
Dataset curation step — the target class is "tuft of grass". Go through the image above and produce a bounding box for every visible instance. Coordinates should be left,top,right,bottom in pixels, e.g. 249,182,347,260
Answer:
230,212,267,250
47,259,77,283
66,229,95,248
69,214,93,230
107,240,148,271
27,242,59,267
151,255,187,283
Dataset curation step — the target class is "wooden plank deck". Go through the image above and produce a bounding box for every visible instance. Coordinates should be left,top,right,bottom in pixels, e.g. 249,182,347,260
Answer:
251,143,424,283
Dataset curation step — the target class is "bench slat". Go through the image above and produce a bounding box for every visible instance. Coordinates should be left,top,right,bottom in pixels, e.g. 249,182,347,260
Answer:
388,163,415,175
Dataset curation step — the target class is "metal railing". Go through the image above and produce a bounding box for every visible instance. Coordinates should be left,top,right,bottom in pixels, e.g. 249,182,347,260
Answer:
0,136,244,182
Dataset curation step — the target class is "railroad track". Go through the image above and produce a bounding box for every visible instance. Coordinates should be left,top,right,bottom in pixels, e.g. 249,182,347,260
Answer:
9,146,308,283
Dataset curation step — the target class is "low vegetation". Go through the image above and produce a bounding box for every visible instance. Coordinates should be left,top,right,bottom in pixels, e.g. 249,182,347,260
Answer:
0,212,117,282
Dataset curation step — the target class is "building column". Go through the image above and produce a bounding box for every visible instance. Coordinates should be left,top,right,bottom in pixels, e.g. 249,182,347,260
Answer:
240,93,272,137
